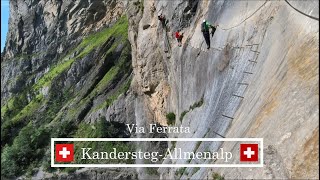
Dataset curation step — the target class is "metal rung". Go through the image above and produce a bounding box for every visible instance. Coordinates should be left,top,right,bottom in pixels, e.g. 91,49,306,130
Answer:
232,94,244,98
222,114,234,119
250,50,260,53
248,60,257,63
244,71,253,74
214,132,225,138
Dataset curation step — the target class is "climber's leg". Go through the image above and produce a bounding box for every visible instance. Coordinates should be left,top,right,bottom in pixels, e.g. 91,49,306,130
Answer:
177,37,182,47
162,19,169,31
211,27,216,37
203,31,210,49
161,20,166,28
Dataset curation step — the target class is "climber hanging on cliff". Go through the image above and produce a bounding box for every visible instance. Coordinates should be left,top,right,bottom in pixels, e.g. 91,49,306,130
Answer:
175,31,184,47
201,19,218,49
158,13,167,29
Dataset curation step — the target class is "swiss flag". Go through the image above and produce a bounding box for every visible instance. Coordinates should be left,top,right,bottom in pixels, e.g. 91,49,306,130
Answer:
55,144,74,162
240,144,259,162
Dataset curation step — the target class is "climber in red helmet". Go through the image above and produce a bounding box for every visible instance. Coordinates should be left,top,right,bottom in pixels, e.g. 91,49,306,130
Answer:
175,31,184,47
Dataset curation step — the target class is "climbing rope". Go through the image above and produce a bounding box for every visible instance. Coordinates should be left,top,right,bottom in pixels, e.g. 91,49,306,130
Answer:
218,0,318,31
284,0,319,21
219,0,269,31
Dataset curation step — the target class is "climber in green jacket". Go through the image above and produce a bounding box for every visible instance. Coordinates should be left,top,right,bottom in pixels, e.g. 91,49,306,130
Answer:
201,19,218,49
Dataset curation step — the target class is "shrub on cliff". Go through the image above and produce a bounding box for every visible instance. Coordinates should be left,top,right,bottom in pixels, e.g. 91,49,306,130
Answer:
166,112,176,125
1,123,50,178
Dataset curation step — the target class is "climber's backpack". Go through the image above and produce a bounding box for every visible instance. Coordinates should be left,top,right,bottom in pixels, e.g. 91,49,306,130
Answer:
201,22,206,32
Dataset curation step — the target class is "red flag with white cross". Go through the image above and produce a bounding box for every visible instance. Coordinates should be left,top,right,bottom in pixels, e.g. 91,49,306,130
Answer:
55,144,74,162
240,144,259,162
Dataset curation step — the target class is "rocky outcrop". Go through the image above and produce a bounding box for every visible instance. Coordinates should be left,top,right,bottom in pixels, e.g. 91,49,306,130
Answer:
1,0,125,104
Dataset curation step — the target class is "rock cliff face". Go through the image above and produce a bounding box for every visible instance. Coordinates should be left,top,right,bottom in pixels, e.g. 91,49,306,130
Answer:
1,0,319,179
2,0,125,104
1,0,137,179
127,0,319,179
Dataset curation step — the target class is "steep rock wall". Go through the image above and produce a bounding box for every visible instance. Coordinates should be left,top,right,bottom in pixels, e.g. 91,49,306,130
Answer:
2,0,125,105
127,0,319,179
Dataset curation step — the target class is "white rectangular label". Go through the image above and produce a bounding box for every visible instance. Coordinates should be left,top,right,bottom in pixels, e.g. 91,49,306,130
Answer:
51,138,263,168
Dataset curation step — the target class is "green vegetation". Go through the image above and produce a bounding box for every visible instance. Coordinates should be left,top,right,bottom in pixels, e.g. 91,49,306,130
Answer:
1,88,33,121
212,172,225,180
74,118,109,138
190,96,204,110
171,141,176,147
33,15,128,93
179,96,204,122
1,15,131,178
76,15,128,59
11,94,43,122
95,77,131,111
65,15,130,117
92,43,132,112
1,81,73,147
2,15,130,121
166,112,176,125
195,141,202,151
1,83,77,177
1,93,76,178
1,94,43,146
146,167,159,175
170,141,176,151
1,123,50,177
33,59,74,91
175,167,186,177
180,110,188,122
72,119,135,164
95,67,119,93
191,167,200,175
1,98,15,118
